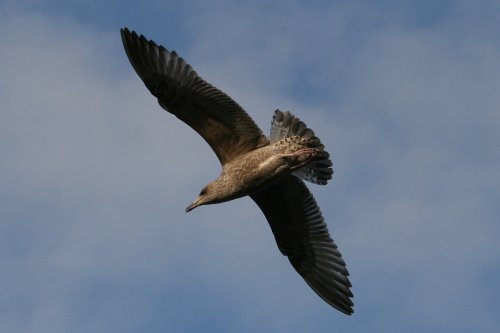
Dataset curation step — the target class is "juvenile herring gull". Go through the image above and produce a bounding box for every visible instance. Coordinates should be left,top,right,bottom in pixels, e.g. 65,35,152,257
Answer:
121,28,353,315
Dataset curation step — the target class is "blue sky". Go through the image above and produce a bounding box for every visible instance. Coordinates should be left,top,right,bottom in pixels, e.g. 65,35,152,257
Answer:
1,0,499,332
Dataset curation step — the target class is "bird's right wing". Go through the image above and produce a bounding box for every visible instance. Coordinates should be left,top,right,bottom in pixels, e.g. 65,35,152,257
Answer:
121,28,268,165
250,175,353,314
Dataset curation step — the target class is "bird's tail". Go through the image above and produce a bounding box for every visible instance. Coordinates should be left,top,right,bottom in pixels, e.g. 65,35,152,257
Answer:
270,110,333,185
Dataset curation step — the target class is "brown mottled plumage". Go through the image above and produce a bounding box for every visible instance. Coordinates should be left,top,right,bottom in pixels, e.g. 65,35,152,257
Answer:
121,28,353,315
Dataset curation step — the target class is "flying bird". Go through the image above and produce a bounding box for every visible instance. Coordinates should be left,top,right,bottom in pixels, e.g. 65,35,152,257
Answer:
120,28,353,315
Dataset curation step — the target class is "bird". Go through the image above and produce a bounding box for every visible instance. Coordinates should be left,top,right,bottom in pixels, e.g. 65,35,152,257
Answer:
120,27,354,315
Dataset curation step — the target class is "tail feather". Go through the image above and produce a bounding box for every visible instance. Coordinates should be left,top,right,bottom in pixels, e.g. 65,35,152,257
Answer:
270,110,315,143
270,110,333,185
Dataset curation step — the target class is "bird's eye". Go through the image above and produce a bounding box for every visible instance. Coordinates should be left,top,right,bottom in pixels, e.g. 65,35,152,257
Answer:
199,187,208,196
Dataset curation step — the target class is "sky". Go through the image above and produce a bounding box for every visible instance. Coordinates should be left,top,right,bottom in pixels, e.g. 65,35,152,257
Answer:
1,0,499,332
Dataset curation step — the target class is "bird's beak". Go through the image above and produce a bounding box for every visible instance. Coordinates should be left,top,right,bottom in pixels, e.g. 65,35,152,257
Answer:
185,197,201,213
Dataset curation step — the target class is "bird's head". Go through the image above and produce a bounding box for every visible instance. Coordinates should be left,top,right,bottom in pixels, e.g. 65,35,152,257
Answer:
185,183,219,212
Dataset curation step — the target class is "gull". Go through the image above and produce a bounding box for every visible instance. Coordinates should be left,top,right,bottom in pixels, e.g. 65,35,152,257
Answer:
120,28,353,314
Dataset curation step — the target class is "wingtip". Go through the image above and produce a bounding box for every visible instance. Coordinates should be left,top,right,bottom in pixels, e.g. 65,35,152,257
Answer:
120,27,133,46
120,27,130,36
120,27,141,42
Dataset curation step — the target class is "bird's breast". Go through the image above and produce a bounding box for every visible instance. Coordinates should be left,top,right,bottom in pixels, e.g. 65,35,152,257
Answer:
220,147,289,197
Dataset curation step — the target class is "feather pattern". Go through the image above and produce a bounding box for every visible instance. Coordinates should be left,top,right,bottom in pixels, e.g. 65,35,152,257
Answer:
251,175,353,314
270,110,333,185
121,28,268,165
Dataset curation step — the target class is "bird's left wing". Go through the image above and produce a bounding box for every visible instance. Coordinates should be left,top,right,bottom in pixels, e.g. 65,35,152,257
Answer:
121,28,268,164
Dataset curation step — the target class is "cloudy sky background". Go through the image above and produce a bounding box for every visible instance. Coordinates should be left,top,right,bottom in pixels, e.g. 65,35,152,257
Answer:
1,0,499,332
